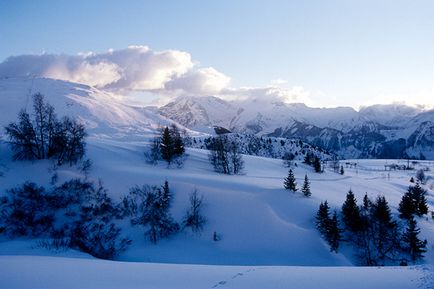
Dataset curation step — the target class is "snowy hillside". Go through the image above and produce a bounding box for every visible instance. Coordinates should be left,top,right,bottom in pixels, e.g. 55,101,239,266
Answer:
0,77,183,139
1,136,434,287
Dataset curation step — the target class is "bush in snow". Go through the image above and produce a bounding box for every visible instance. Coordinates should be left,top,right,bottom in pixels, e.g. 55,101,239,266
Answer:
122,181,179,244
0,179,130,260
182,189,206,233
415,169,426,184
0,182,54,237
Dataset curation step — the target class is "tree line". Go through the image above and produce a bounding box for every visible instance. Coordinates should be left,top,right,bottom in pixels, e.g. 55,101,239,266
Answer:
316,182,428,265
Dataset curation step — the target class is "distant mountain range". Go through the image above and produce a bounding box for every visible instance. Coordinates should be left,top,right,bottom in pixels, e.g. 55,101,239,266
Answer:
159,95,434,159
1,77,432,160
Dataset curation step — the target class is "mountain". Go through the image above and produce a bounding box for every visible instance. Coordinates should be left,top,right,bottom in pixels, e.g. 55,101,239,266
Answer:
159,95,433,159
0,77,181,140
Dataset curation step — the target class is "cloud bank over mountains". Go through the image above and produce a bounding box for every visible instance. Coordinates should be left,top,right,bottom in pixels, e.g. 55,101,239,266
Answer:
0,45,311,105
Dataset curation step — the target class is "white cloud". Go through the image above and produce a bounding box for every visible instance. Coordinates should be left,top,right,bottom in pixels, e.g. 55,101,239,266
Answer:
0,46,317,107
220,85,312,105
165,67,230,96
0,46,229,98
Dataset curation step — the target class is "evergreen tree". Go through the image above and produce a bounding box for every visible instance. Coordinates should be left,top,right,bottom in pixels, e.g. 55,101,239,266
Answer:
402,217,427,262
161,180,172,211
170,124,185,157
362,193,371,212
370,195,398,262
410,183,428,216
284,169,297,191
142,186,179,243
341,189,362,232
160,127,174,164
328,211,342,253
399,183,428,219
316,201,331,237
301,174,311,197
398,192,415,220
313,156,322,173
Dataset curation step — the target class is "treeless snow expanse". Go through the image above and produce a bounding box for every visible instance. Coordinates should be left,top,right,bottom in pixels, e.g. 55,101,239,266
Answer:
1,255,433,289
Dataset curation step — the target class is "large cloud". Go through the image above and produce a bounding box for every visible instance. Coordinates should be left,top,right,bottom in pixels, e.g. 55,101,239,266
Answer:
0,46,229,97
0,45,314,106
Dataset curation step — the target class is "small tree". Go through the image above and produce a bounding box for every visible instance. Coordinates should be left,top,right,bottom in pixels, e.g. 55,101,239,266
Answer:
316,201,331,237
328,211,342,253
208,135,243,175
160,127,174,164
415,169,426,184
341,189,362,232
399,183,428,219
284,169,297,191
313,156,322,173
301,174,311,197
183,189,206,233
402,217,427,262
370,195,398,262
125,184,179,244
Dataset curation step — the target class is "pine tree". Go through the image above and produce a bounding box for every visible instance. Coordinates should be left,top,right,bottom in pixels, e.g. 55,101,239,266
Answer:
284,169,297,191
341,189,362,232
328,211,342,253
410,183,428,216
161,180,172,211
398,192,415,220
301,174,311,197
170,124,185,157
370,195,398,261
313,156,322,173
316,201,331,237
399,183,428,219
160,126,173,164
362,193,371,212
402,217,427,261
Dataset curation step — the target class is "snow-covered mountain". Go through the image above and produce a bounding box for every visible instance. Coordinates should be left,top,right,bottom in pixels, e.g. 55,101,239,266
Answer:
0,77,182,140
159,96,434,159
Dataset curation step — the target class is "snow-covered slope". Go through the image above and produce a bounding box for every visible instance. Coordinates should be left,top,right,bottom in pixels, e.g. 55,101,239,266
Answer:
0,77,182,139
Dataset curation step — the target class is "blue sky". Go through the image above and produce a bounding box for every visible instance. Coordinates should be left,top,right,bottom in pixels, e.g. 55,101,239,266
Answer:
1,0,433,108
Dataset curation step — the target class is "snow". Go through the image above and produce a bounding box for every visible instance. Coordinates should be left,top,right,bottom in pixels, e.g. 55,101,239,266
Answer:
1,77,434,288
1,255,432,289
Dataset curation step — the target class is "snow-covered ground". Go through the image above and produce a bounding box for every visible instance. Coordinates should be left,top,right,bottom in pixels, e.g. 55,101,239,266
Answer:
1,77,434,288
1,255,433,289
1,137,434,288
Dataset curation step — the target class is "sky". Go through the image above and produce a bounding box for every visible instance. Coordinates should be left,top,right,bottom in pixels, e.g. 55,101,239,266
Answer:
1,0,434,108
